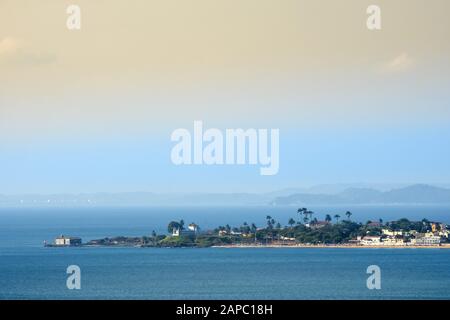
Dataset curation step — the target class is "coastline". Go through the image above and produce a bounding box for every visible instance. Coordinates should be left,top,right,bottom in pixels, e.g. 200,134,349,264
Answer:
212,243,450,249
46,243,450,249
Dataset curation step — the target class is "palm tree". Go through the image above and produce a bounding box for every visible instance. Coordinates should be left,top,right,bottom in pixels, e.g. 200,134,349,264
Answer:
306,210,314,222
151,230,157,245
325,214,332,223
301,209,309,224
288,218,296,227
334,214,340,223
167,221,181,233
345,211,352,221
297,208,307,223
250,223,257,243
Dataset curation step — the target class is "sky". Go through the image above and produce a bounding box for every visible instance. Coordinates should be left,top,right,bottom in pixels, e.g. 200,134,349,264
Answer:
1,0,450,194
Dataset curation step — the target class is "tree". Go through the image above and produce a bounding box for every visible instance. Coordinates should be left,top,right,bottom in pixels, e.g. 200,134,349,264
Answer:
345,211,352,221
334,214,341,223
167,221,181,234
288,218,296,227
250,223,258,243
325,214,332,223
266,216,274,229
241,222,250,234
151,230,157,245
297,208,307,223
179,220,185,230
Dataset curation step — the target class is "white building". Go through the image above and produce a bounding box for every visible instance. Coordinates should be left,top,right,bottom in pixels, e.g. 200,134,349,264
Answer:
54,235,82,246
188,223,199,232
360,236,382,246
280,236,296,241
172,223,200,237
382,229,403,236
413,235,441,245
382,236,405,246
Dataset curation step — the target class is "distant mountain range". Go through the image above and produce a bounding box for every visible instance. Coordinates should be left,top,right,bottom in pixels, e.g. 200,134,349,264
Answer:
271,184,450,205
1,184,450,206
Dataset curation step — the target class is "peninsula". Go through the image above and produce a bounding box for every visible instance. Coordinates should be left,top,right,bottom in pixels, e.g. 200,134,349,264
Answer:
46,208,450,248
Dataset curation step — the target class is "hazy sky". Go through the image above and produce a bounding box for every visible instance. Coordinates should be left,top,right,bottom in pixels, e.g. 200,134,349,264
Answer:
1,0,450,193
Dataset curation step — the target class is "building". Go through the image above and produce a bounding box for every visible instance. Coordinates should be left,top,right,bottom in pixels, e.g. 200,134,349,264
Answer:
382,229,403,236
280,236,296,241
172,223,200,237
382,236,405,246
431,223,445,233
54,235,82,246
188,223,199,232
405,230,418,237
413,235,441,245
360,236,382,246
367,221,382,228
439,229,449,238
309,221,330,229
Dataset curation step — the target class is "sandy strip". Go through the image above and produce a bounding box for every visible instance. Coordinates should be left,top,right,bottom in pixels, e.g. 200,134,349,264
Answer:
212,244,450,249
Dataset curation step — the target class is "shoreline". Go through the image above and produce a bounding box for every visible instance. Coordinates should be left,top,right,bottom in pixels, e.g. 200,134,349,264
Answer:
212,243,450,249
46,243,450,249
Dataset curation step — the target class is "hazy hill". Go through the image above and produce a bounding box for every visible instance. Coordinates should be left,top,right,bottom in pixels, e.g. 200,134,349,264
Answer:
271,184,450,205
1,184,450,206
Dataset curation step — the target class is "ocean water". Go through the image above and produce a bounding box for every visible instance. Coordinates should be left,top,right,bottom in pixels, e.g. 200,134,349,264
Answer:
0,206,450,300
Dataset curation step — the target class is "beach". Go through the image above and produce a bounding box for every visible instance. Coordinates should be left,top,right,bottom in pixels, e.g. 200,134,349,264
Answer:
213,243,450,249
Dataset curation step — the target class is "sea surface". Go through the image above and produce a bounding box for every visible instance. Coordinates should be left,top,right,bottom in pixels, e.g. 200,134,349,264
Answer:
0,205,449,299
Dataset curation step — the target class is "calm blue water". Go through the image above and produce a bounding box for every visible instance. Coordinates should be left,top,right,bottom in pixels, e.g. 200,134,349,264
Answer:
1,206,449,299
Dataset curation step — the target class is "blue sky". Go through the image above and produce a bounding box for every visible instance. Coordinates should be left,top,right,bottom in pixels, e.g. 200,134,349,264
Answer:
1,124,450,194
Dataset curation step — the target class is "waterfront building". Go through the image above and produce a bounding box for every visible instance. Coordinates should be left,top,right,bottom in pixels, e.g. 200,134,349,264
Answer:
382,229,403,236
382,236,405,246
54,235,82,246
413,235,441,245
360,236,382,245
172,223,200,237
